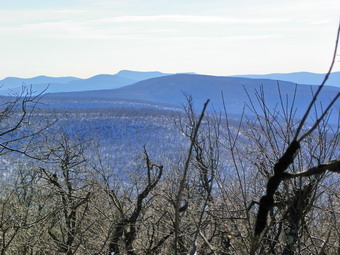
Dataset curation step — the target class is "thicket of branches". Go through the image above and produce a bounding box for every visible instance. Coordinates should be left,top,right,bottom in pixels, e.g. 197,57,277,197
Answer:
0,26,339,255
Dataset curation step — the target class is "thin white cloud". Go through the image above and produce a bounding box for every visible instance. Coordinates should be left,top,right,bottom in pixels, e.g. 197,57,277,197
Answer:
98,15,291,24
49,9,89,14
0,18,283,41
0,20,147,40
50,33,283,41
308,19,332,25
151,34,283,42
0,21,85,33
0,9,88,21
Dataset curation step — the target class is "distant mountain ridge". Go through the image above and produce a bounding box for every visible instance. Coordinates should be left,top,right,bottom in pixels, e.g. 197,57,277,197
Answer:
0,70,170,95
1,71,340,96
0,75,80,86
232,71,340,87
116,70,169,81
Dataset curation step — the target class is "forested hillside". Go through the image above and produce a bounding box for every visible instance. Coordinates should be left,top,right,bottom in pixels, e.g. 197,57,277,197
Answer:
0,71,339,254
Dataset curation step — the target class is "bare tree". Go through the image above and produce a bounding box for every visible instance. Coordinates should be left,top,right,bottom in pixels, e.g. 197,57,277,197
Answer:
37,134,94,255
0,86,51,159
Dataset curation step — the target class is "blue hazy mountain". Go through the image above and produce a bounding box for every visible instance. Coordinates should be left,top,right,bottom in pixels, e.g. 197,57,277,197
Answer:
232,72,340,87
44,74,339,123
115,70,169,81
0,75,80,87
0,70,169,95
3,71,339,96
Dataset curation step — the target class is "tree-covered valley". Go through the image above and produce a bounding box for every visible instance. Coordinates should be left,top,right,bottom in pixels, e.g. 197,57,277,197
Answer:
0,69,339,255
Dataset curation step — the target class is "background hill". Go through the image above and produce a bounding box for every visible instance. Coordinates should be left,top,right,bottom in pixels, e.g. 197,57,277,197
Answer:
44,74,340,123
232,71,340,87
2,71,339,124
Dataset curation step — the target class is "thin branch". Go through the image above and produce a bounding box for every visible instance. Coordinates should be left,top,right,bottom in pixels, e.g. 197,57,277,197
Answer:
294,22,340,141
174,99,210,255
298,92,340,142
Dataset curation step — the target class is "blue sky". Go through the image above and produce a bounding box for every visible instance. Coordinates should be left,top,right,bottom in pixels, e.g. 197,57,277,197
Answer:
1,0,339,79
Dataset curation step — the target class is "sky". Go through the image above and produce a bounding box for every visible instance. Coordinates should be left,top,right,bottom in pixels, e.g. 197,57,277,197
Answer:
1,0,340,79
